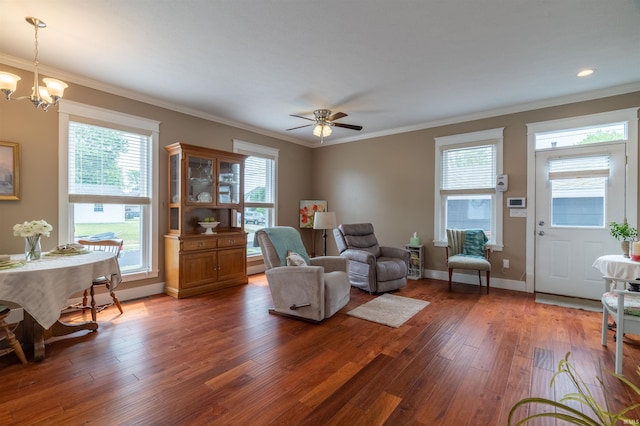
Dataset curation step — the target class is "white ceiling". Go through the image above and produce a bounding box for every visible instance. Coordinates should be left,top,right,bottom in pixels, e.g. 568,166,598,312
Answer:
1,1,640,146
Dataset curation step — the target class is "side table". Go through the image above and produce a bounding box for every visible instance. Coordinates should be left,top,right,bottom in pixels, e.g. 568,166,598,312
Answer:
405,244,424,280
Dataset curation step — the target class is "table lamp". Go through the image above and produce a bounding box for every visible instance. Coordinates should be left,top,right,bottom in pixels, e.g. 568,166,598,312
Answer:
313,211,337,256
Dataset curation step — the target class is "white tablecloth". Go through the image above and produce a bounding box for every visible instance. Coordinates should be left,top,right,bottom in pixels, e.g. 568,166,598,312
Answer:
592,254,640,283
0,251,121,329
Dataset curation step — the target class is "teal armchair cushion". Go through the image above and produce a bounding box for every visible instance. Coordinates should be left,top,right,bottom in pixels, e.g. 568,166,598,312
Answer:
258,227,310,266
462,229,488,257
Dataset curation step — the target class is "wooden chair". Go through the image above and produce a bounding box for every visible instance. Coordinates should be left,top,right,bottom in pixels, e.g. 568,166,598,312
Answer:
77,239,124,321
445,229,491,294
0,305,27,364
601,277,640,375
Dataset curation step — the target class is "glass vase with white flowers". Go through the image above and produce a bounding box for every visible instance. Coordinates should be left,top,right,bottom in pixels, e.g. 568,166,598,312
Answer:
13,220,53,261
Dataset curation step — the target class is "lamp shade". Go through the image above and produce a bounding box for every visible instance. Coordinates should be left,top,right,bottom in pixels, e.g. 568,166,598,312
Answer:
36,86,52,103
313,211,337,230
42,78,68,98
0,72,21,93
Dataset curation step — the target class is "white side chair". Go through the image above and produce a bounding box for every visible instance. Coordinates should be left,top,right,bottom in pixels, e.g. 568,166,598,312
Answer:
601,277,640,374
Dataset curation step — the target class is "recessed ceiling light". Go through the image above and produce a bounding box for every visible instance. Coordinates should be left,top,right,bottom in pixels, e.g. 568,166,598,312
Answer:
577,68,595,77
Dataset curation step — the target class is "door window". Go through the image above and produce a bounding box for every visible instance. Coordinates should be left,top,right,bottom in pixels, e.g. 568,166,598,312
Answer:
547,154,609,228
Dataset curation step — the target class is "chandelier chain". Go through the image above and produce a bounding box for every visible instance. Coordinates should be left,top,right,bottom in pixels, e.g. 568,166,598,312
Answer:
34,22,39,68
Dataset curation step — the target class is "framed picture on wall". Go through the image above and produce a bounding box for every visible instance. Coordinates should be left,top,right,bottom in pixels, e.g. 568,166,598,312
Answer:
299,200,327,228
0,142,20,201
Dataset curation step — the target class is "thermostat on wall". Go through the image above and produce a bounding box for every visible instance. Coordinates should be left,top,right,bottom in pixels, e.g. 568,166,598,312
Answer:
507,197,526,208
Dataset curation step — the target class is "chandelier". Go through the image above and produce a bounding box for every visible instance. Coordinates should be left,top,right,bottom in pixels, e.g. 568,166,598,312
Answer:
0,17,68,111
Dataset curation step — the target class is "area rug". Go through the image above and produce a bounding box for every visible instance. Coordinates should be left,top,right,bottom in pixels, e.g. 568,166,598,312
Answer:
346,293,430,328
535,293,601,312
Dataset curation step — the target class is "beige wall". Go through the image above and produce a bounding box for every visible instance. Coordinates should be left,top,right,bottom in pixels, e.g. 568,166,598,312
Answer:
313,92,640,284
2,63,639,291
0,65,313,291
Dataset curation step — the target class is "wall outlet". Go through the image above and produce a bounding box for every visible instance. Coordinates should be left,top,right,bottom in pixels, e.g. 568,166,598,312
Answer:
503,259,510,269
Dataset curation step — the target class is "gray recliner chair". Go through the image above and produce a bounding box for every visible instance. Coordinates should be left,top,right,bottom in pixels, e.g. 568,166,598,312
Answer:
333,223,410,293
255,227,351,322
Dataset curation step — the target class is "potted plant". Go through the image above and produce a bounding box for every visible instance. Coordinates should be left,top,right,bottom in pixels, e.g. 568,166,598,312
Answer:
610,221,637,258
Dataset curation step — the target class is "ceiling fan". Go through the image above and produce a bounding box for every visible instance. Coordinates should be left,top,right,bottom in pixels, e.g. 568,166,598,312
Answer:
287,109,363,142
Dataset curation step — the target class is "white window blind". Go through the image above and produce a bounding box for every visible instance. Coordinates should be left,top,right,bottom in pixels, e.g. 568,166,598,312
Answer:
68,121,151,204
441,143,496,192
548,155,610,180
244,156,275,206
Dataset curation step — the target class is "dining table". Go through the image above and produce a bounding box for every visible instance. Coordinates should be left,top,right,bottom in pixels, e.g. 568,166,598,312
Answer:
592,254,640,291
0,250,121,361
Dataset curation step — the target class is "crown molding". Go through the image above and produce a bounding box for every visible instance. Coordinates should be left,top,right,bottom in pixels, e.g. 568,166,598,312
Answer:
3,53,638,150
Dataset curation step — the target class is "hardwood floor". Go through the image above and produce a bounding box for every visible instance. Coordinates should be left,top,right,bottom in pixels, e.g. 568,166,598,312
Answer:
2,274,640,425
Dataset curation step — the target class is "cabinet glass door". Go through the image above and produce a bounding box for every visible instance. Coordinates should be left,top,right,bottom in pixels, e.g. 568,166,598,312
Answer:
169,154,180,204
187,155,214,204
169,154,180,232
218,159,241,205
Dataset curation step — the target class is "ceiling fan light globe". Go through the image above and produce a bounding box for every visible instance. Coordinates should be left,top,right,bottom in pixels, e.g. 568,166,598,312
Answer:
313,124,332,137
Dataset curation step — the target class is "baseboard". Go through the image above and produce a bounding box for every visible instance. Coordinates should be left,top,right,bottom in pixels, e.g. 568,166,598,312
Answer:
423,269,527,292
65,282,166,307
248,263,265,275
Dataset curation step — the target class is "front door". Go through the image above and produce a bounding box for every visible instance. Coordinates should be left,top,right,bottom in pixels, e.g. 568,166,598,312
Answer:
534,143,626,299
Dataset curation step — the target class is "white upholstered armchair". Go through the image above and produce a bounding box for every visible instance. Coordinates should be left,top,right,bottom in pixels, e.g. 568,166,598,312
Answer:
255,227,350,322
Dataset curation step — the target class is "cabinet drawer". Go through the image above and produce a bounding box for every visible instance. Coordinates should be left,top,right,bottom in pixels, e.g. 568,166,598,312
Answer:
218,235,246,248
182,238,218,251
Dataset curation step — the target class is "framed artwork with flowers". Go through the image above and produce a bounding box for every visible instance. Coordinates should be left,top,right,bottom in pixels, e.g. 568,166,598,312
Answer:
299,200,327,229
0,141,20,201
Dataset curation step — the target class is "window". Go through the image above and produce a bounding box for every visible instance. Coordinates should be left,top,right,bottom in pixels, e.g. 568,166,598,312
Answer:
535,122,626,150
548,155,610,227
58,100,160,280
233,140,278,256
434,128,504,249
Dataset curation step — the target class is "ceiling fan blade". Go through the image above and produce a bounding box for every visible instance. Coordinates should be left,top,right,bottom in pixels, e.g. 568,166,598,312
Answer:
286,124,313,131
329,112,348,121
290,114,315,122
333,122,363,131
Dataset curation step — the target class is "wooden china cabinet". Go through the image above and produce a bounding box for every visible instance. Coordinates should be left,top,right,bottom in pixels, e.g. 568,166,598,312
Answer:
164,142,248,298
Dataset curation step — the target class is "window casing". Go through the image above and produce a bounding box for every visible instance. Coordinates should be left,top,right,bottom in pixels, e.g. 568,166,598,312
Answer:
58,100,160,281
434,128,504,249
233,140,278,256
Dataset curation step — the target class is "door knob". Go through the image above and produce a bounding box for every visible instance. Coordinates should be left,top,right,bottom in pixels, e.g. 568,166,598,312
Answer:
538,231,545,236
